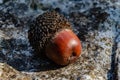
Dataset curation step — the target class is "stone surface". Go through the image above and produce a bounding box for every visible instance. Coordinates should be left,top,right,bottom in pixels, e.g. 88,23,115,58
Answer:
0,0,119,80
0,63,31,80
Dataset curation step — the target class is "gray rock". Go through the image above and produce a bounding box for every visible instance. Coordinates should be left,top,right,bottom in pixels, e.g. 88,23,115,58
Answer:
0,0,119,80
0,63,31,80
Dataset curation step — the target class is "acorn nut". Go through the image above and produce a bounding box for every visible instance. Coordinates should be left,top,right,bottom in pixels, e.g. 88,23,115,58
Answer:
28,11,82,65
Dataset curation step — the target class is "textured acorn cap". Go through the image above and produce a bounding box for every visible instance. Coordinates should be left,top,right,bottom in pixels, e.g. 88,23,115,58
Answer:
28,11,72,55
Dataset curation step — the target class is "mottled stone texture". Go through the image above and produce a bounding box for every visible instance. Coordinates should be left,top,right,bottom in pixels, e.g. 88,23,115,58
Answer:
0,63,31,80
0,0,119,80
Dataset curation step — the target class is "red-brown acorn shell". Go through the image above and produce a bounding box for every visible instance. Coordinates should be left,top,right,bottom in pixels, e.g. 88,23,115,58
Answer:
45,29,82,65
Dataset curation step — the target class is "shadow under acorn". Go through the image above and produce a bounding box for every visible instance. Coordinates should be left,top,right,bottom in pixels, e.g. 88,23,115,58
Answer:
0,38,64,72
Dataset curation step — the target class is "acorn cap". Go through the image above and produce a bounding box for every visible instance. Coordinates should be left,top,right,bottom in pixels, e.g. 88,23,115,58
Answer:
28,11,72,54
28,11,82,65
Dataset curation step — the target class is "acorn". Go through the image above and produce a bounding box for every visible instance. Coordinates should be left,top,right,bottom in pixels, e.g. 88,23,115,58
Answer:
28,11,82,65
